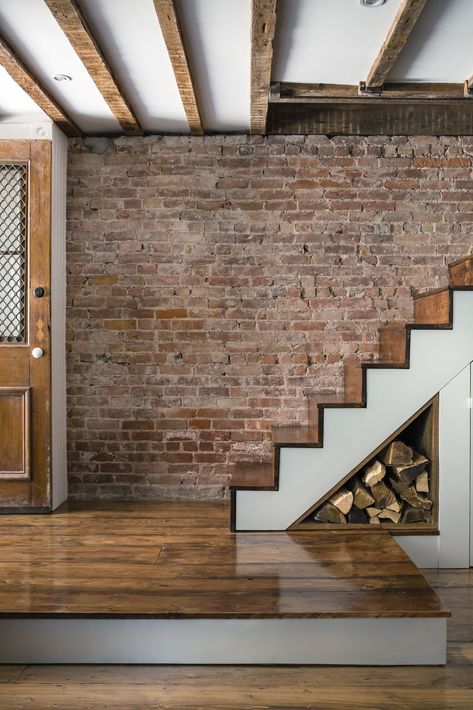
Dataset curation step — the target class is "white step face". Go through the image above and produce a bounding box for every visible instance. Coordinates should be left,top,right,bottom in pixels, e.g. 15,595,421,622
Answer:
236,291,473,531
0,618,446,665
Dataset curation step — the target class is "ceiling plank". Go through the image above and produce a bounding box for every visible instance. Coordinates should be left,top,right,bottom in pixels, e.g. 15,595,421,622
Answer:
44,0,141,135
0,36,81,137
251,0,278,134
363,0,429,92
153,0,203,136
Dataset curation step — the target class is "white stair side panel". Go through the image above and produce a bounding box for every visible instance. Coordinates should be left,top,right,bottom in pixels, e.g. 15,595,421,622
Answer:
236,291,473,531
438,363,471,567
395,535,439,569
0,618,446,665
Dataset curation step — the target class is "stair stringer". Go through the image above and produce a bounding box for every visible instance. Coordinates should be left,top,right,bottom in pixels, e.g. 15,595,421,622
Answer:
235,291,473,531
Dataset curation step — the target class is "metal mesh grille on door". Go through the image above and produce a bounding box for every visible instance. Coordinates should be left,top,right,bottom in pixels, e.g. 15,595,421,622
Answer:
0,163,28,344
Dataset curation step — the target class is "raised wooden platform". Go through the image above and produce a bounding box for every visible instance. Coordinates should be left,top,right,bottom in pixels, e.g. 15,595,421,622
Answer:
0,501,449,664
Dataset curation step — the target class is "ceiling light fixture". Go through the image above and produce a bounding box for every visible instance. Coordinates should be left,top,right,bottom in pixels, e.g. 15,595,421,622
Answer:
359,0,386,7
53,74,72,82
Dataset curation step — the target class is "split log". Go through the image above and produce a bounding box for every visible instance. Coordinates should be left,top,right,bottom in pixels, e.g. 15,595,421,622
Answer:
386,498,402,513
366,507,382,518
347,506,369,524
351,478,375,509
415,470,429,493
398,486,433,510
371,480,398,509
329,488,353,515
390,453,429,486
381,441,413,466
369,515,381,525
378,508,401,524
362,460,386,487
313,502,346,524
390,476,410,495
401,507,432,524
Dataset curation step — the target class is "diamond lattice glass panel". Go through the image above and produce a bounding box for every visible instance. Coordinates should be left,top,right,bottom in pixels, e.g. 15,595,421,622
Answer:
0,164,28,344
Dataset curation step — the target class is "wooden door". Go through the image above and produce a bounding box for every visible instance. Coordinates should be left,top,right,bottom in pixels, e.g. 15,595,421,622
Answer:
0,140,51,511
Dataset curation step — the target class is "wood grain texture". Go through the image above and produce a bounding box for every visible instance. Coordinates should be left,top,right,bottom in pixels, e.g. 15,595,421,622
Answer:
414,288,451,324
0,565,469,709
277,82,467,101
251,0,278,134
0,39,80,137
267,101,473,135
153,0,203,135
364,0,429,90
0,141,52,509
0,388,30,478
449,255,473,286
44,0,141,135
0,501,448,619
378,323,408,364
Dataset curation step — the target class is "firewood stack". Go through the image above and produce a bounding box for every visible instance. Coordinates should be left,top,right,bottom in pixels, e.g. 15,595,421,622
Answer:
312,440,433,526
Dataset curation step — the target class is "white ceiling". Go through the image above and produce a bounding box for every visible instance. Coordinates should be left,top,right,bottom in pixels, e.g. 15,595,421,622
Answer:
0,0,471,134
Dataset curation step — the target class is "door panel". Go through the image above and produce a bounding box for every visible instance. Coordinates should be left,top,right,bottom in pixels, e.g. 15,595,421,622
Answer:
0,388,30,478
0,140,51,510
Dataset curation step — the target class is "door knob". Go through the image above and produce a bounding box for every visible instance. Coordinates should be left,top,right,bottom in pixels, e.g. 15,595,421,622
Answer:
32,347,44,359
33,287,45,298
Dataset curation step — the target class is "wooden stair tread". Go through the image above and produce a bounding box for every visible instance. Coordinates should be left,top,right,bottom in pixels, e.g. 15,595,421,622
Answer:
272,425,316,446
230,462,275,490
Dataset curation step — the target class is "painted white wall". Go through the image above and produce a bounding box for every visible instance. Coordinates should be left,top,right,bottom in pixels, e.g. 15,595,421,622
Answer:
51,124,68,510
176,0,251,131
0,0,120,133
80,0,189,133
273,0,402,84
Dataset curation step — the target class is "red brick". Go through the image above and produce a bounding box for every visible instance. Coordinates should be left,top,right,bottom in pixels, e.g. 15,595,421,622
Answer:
67,135,473,501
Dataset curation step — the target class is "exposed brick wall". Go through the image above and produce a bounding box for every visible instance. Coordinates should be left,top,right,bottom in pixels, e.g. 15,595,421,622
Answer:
67,134,473,500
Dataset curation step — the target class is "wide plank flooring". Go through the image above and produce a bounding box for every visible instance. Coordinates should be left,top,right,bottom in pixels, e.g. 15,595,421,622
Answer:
0,502,468,708
0,501,448,619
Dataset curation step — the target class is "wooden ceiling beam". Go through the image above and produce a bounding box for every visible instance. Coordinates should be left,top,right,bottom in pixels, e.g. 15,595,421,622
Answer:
153,0,203,135
0,36,81,137
362,0,429,93
267,102,473,136
251,0,278,134
44,0,141,135
273,82,469,102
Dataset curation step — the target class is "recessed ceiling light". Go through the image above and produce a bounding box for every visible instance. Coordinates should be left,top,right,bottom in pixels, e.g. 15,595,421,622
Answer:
359,0,386,6
53,74,72,82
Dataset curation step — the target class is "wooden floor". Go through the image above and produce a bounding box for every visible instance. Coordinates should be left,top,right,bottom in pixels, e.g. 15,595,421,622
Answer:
0,501,448,619
0,502,470,708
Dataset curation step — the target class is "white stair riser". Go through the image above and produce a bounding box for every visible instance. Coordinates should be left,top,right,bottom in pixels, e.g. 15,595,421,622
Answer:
0,618,446,665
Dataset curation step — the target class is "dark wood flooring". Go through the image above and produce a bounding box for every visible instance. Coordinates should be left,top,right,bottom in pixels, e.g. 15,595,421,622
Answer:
0,501,447,619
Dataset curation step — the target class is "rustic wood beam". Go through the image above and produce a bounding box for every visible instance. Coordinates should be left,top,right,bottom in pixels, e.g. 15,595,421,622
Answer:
44,0,141,135
267,102,473,136
362,0,429,92
251,0,278,134
273,82,468,102
153,0,203,135
0,36,81,137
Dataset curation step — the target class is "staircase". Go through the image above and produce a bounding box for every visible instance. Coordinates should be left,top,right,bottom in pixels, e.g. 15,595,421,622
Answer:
231,255,473,531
